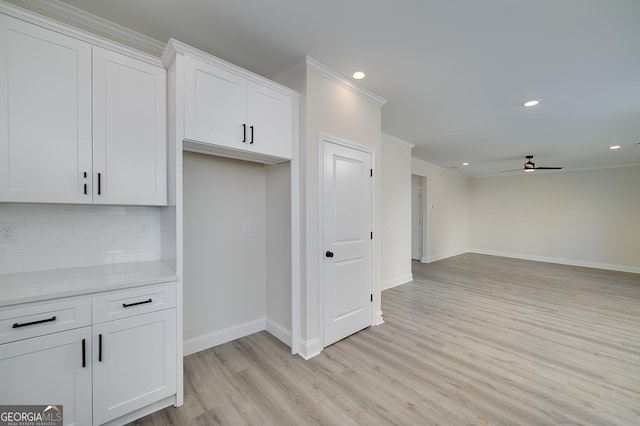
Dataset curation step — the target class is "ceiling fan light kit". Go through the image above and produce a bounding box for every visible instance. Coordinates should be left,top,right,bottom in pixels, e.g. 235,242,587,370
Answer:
501,155,564,173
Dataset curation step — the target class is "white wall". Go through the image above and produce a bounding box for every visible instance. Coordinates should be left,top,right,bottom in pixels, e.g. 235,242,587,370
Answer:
182,152,267,347
303,70,383,350
411,158,470,262
278,61,384,356
469,165,640,272
0,203,162,274
381,134,413,290
265,163,292,341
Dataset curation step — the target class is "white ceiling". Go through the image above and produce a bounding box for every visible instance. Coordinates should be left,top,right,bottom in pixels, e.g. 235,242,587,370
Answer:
55,0,640,176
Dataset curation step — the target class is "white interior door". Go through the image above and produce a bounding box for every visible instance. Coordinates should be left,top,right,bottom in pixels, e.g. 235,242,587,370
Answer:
323,140,372,347
411,186,423,260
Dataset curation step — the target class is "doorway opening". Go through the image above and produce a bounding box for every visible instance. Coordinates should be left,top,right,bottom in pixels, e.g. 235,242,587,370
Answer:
411,174,426,262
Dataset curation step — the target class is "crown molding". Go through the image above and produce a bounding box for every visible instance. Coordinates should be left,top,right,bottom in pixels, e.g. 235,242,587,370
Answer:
305,56,387,107
163,39,300,99
411,156,468,178
3,0,165,57
382,132,415,149
272,57,307,85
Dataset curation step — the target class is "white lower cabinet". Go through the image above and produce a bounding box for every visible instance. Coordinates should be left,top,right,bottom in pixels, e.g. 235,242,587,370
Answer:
0,282,177,425
92,309,176,425
0,327,93,426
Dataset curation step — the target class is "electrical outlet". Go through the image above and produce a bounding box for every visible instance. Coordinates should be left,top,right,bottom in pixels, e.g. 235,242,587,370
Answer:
138,224,150,238
0,223,17,243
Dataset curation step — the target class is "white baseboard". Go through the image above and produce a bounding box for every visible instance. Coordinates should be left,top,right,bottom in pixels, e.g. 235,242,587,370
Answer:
183,318,265,356
299,337,322,360
103,395,175,426
469,249,640,274
374,310,385,326
265,318,292,347
422,249,469,263
382,274,413,290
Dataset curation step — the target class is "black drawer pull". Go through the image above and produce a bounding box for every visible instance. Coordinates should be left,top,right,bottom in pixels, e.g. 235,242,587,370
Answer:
82,338,86,368
122,298,152,308
12,316,57,328
99,333,102,362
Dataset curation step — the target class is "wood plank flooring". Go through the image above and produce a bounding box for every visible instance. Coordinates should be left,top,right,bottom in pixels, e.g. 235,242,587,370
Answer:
130,254,640,425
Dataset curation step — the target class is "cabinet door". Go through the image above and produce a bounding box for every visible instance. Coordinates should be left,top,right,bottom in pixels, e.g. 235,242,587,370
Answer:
93,47,167,206
247,81,293,160
0,327,92,426
184,56,247,150
92,309,176,425
0,14,92,203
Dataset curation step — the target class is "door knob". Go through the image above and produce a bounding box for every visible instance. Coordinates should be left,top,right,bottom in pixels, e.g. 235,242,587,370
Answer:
325,251,334,258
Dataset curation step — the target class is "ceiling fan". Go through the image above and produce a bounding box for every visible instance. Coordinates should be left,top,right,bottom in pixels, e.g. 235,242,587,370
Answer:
502,155,563,173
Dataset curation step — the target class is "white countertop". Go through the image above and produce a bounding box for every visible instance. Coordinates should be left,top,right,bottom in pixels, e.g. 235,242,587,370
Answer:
0,260,178,307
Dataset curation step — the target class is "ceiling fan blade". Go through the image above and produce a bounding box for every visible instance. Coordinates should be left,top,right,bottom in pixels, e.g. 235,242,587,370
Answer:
534,167,563,170
500,168,523,172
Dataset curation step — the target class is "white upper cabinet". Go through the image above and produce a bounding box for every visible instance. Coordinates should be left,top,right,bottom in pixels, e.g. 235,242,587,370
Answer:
92,47,167,205
184,55,246,150
177,44,295,162
0,14,93,204
0,14,167,205
247,81,293,160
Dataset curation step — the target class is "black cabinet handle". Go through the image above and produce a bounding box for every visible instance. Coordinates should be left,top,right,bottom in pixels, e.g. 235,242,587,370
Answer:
98,334,102,362
97,173,101,195
250,125,254,144
325,251,334,258
242,124,246,143
84,183,87,195
122,298,152,308
12,316,56,328
82,338,86,368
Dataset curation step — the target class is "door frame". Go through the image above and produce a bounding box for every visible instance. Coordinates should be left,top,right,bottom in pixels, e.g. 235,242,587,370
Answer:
411,185,423,260
318,133,375,348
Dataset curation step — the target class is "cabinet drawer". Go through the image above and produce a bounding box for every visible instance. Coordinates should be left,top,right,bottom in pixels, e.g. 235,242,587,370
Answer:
92,283,176,324
0,298,91,344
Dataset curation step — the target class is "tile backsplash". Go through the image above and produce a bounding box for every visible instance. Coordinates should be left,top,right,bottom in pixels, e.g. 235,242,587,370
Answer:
0,204,162,274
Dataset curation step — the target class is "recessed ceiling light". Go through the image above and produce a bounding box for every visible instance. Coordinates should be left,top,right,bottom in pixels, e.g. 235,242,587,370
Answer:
524,100,539,107
462,162,469,166
609,145,621,150
352,71,366,80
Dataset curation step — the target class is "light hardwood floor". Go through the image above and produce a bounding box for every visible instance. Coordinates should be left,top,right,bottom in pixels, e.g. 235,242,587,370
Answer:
130,254,640,425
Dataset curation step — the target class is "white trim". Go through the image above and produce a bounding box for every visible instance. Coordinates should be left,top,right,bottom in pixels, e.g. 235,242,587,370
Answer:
10,0,165,55
290,98,301,356
422,249,469,263
272,57,306,85
299,337,322,360
265,318,292,347
469,249,640,274
318,133,376,349
382,132,415,149
163,39,300,99
101,396,175,426
411,156,468,177
382,274,413,291
183,318,265,356
0,0,163,66
373,310,385,326
306,56,387,106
